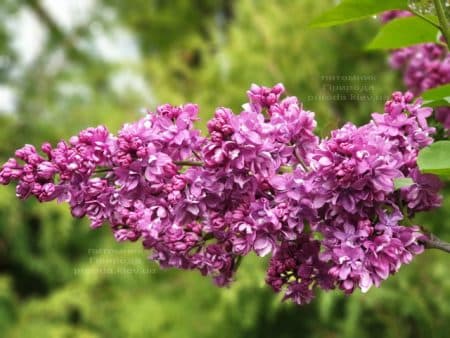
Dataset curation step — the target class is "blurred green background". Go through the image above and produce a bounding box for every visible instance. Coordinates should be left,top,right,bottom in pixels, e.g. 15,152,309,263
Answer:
0,1,449,337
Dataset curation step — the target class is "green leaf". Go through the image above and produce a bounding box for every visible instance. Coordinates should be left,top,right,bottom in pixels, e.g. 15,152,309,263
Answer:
421,83,450,107
309,0,408,28
422,84,450,100
422,98,450,108
366,16,440,50
418,141,450,177
394,177,415,189
423,98,450,108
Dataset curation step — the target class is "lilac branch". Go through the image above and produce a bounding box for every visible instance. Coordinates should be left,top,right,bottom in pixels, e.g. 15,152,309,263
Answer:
294,148,309,172
174,160,203,167
95,168,112,173
421,233,450,253
433,0,450,50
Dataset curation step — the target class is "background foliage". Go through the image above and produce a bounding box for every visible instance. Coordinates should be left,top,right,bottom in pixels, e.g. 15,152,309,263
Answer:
0,1,449,337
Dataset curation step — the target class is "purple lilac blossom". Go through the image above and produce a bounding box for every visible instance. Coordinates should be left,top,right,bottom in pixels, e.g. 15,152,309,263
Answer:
381,10,450,130
379,10,412,24
0,85,441,305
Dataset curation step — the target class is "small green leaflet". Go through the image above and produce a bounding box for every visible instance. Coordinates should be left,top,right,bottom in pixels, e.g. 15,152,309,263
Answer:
394,177,414,189
422,84,450,108
309,0,408,28
418,141,450,177
366,16,440,50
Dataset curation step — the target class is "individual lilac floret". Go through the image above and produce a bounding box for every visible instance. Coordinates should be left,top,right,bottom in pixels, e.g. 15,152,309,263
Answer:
0,158,23,185
11,144,59,201
401,168,443,213
255,169,317,244
191,243,236,287
379,10,411,23
265,235,334,305
269,96,319,164
246,83,285,113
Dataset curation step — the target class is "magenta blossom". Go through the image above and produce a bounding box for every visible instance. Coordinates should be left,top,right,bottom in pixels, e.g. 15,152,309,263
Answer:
381,10,450,130
0,85,441,305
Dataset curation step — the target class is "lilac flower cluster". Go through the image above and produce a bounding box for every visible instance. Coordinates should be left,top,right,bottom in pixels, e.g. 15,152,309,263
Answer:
381,10,450,130
0,84,442,305
265,91,439,300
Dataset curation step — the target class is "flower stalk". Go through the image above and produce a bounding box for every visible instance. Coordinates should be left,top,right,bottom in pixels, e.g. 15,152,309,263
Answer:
422,232,450,253
433,0,450,49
